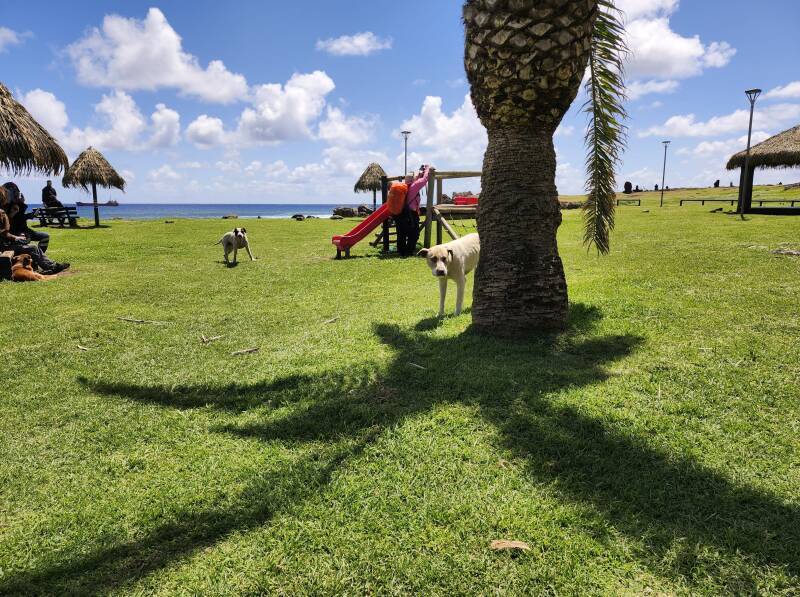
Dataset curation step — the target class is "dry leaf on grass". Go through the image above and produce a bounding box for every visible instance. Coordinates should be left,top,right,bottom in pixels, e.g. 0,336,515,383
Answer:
490,540,531,552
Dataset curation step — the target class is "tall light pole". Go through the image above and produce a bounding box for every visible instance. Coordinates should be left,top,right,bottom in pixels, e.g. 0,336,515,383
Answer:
401,130,411,175
738,88,762,215
660,140,670,207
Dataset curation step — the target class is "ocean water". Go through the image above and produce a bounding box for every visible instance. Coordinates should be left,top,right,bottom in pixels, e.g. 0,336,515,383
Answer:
29,203,364,221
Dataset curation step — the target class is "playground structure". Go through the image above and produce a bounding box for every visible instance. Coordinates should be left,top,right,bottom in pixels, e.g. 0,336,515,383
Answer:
332,167,481,258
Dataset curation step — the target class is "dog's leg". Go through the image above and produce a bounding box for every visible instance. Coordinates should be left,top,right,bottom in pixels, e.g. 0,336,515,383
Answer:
438,277,448,317
223,246,230,265
233,245,238,264
455,275,466,316
245,244,255,261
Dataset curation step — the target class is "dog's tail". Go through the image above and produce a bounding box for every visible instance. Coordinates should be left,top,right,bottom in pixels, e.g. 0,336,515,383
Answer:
213,237,223,246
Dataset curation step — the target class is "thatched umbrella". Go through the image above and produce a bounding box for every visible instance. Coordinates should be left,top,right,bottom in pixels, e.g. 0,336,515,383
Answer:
354,162,387,210
62,146,125,227
0,82,69,176
727,125,800,170
727,125,800,212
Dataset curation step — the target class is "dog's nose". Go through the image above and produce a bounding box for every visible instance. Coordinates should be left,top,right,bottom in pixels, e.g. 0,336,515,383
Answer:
434,270,446,277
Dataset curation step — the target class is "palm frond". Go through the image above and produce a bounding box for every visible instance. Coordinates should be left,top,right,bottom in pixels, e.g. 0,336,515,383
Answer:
582,0,629,254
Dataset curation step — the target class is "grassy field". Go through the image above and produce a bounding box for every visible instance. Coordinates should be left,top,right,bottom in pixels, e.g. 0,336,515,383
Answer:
1,188,799,595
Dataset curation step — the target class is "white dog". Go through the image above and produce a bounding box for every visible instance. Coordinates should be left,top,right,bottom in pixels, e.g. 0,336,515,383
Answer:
418,233,480,317
215,227,255,265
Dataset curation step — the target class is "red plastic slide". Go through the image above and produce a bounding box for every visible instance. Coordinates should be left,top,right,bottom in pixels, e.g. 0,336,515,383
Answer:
331,204,390,257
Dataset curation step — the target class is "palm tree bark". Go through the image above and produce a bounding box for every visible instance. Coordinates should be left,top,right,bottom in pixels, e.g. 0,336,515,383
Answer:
473,124,566,333
463,0,598,335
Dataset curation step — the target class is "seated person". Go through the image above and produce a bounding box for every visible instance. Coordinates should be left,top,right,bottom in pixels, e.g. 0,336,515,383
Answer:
4,182,50,253
0,187,68,274
42,180,64,209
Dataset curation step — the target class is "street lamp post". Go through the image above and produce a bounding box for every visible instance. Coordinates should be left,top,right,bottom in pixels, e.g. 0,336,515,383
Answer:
401,130,411,175
660,140,670,207
738,88,762,215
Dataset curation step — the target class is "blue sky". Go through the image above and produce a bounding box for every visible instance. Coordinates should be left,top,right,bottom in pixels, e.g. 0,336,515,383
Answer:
1,0,799,204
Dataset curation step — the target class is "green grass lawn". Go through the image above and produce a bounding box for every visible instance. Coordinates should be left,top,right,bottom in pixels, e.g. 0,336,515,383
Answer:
1,190,799,595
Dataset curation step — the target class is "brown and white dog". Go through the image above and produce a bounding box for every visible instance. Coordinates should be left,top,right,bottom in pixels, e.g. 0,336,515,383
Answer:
418,233,480,317
215,227,255,265
11,254,56,282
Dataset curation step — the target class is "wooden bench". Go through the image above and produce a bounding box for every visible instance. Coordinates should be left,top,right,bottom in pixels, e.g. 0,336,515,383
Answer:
679,198,737,206
616,197,641,206
0,250,14,281
680,198,800,207
32,206,80,228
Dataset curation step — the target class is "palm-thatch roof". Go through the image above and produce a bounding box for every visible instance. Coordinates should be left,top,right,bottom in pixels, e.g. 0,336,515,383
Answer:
354,162,386,193
726,125,800,170
62,147,126,192
0,82,69,176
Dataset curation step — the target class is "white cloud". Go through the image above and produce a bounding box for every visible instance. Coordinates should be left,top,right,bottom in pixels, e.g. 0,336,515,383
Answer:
615,0,678,20
0,27,28,53
214,160,240,173
67,8,248,103
65,90,147,152
22,88,181,152
555,124,575,137
236,71,335,144
186,115,227,148
676,131,771,159
177,161,203,169
318,106,375,146
628,79,679,101
21,89,70,138
640,103,800,138
399,94,487,168
764,81,800,101
149,103,180,147
148,164,181,182
316,32,391,56
626,18,735,81
617,2,735,102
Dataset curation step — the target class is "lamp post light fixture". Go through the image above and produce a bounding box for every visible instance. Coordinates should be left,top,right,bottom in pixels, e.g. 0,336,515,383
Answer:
738,88,762,215
401,130,411,175
660,140,671,208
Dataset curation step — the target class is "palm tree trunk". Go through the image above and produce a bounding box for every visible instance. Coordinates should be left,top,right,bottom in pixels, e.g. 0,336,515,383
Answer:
473,124,567,335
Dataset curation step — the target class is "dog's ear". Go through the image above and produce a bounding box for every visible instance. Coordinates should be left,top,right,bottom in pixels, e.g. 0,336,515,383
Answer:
447,249,454,261
417,248,429,258
241,227,246,234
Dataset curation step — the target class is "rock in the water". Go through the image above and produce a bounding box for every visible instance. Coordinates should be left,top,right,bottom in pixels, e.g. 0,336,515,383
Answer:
291,214,305,221
333,206,358,217
222,214,238,220
331,215,344,220
306,215,317,219
357,204,373,216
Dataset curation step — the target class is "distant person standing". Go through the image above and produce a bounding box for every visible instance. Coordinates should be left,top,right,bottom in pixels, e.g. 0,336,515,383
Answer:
42,180,63,209
397,165,431,257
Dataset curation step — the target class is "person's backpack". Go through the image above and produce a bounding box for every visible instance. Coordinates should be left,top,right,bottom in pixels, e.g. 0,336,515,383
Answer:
387,182,408,216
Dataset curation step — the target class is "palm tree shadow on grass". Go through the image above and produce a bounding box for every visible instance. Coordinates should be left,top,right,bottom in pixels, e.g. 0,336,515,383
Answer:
4,304,798,594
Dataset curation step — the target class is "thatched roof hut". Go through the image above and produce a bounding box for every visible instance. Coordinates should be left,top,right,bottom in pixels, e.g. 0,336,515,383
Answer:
62,146,125,227
354,162,387,193
354,162,387,210
726,125,800,170
0,82,69,175
62,147,126,192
